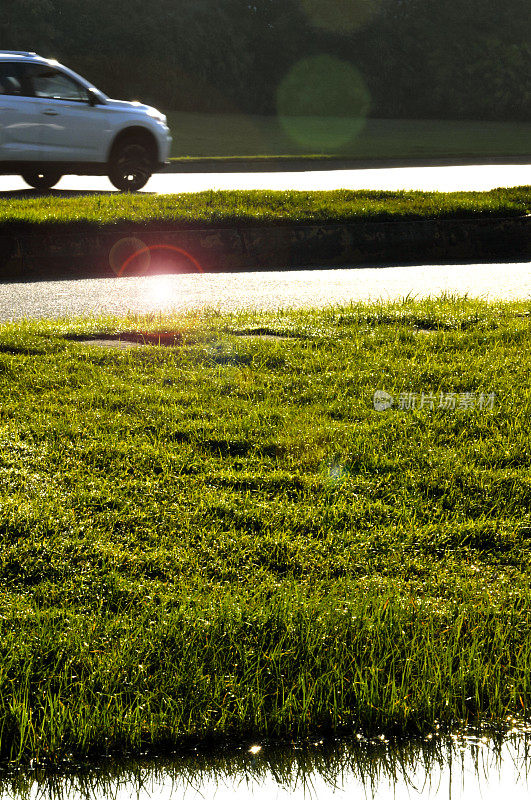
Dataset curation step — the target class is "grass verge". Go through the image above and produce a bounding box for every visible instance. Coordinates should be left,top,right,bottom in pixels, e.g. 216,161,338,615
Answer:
0,295,530,766
0,188,530,229
165,113,531,160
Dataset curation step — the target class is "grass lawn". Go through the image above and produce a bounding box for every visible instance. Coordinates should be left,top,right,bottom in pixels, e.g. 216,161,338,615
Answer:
0,296,530,766
0,188,529,228
165,113,531,160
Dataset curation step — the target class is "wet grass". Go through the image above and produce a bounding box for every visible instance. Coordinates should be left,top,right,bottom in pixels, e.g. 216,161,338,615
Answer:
0,187,529,228
0,295,530,766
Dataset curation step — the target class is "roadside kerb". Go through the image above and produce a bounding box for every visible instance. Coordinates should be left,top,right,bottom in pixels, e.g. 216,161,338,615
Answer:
0,215,528,282
163,155,531,173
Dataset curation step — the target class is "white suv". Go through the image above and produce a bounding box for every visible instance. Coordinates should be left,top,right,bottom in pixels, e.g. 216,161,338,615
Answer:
0,51,172,191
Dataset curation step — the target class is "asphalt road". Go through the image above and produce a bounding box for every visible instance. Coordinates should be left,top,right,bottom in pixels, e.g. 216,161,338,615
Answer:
0,163,530,195
0,164,528,321
1,262,529,322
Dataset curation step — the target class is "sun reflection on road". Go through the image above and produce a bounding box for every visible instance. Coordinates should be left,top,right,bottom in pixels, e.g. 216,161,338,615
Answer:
146,274,179,309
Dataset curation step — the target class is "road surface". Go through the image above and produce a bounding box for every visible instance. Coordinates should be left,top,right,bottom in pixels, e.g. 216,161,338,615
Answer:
0,164,528,322
0,163,530,195
0,262,529,322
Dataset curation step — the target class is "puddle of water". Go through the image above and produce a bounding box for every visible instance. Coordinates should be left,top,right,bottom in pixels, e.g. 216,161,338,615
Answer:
64,332,185,348
70,338,144,349
1,729,529,800
63,330,295,349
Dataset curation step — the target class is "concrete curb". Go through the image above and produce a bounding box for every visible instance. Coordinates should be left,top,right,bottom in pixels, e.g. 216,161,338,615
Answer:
0,215,529,282
163,155,531,174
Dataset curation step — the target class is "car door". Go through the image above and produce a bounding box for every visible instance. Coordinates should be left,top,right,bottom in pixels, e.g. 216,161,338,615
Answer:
0,61,41,160
23,64,108,162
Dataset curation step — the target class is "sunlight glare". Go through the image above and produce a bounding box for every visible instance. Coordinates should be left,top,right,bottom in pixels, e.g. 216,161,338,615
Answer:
147,275,177,308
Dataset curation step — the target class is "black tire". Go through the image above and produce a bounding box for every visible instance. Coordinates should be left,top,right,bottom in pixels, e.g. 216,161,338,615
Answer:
108,139,153,192
21,169,62,190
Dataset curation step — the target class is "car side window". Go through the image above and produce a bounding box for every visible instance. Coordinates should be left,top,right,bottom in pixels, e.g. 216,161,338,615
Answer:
0,63,23,96
25,65,89,102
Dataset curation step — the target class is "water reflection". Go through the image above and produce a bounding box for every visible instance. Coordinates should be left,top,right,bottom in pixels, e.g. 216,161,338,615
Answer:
1,728,530,800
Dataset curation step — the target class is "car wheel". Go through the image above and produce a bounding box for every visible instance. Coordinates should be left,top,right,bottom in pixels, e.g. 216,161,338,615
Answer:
20,169,62,190
109,139,152,192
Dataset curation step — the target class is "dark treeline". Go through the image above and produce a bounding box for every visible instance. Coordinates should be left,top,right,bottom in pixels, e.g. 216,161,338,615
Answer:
2,0,529,120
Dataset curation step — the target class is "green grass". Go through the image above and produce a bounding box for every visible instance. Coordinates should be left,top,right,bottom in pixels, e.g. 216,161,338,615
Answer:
0,295,530,766
166,113,531,159
0,188,529,228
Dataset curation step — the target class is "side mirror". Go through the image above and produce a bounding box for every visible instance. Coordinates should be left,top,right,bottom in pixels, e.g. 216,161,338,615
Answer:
87,88,102,106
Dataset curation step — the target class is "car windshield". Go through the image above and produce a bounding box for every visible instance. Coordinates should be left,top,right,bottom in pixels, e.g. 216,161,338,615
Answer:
46,60,109,102
57,64,109,102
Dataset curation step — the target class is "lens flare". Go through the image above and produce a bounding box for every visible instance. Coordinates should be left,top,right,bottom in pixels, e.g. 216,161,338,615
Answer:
322,460,351,488
276,56,370,151
117,245,203,277
109,237,150,277
147,274,178,308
